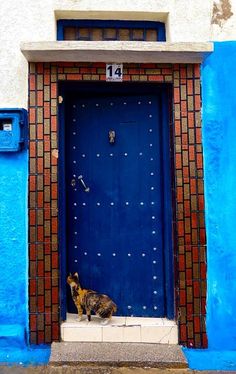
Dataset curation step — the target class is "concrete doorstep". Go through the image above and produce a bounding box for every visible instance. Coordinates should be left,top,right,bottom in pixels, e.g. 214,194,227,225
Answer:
49,342,188,368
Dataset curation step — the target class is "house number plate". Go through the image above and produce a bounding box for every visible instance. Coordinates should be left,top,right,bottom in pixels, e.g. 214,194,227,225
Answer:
106,63,123,82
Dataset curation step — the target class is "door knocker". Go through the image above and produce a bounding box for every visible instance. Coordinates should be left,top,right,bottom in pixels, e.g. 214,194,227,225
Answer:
109,130,116,144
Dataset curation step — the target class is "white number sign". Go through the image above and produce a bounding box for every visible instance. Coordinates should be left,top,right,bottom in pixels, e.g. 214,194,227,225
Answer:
106,63,123,82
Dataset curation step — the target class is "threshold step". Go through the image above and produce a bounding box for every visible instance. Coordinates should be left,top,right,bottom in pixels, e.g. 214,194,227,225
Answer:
61,314,178,343
50,342,187,368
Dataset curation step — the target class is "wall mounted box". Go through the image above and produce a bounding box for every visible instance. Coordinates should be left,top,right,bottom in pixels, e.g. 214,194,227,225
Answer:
0,109,28,152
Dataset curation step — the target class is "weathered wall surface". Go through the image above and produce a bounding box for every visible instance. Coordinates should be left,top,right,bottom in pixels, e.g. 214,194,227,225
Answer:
202,41,236,350
0,0,235,107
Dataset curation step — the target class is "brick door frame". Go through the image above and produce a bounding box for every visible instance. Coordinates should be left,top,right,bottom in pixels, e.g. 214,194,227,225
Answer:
28,62,207,348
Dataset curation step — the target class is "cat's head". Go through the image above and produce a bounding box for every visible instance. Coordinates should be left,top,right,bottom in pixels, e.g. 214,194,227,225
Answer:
67,272,80,288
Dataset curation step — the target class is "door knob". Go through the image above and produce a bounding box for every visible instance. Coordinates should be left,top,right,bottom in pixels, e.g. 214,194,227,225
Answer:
78,175,90,192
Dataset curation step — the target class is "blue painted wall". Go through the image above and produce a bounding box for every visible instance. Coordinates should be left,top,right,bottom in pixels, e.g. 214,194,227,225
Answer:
202,41,236,351
0,150,28,344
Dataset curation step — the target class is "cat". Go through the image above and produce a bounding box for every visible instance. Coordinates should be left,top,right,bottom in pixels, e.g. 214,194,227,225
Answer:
67,272,117,325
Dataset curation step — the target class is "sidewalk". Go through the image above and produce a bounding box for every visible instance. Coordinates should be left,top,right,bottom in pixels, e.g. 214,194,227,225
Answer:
1,366,236,373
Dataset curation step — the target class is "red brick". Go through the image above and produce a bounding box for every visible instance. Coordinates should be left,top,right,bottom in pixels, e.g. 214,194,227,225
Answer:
52,287,59,304
194,316,201,333
142,63,157,68
37,296,44,313
51,83,57,99
38,331,45,344
190,179,196,195
29,244,36,261
52,253,58,269
45,310,52,325
51,183,57,199
44,102,50,119
37,226,44,241
45,172,51,186
181,101,187,112
196,128,202,143
44,75,50,85
202,333,208,347
52,322,59,340
179,289,186,306
184,200,190,217
37,63,44,74
51,116,57,131
29,210,36,226
37,91,43,106
180,324,187,342
162,68,172,75
187,303,193,317
182,133,188,145
179,254,185,271
45,277,51,290
177,186,183,203
52,217,58,234
194,65,200,78
175,120,181,136
29,108,36,124
187,80,193,95
148,75,164,82
180,67,186,79
189,145,195,161
29,142,36,157
37,158,43,173
44,209,50,220
37,191,44,208
67,74,82,80
174,87,180,103
29,280,36,296
188,112,194,128
37,261,44,277
30,315,37,332
37,124,43,139
200,262,206,278
197,153,203,169
185,234,191,244
195,95,201,110
192,246,199,262
186,269,193,281
44,135,50,152
199,195,204,210
176,153,182,169
193,281,200,298
30,75,36,91
123,75,131,81
29,176,36,192
178,221,184,237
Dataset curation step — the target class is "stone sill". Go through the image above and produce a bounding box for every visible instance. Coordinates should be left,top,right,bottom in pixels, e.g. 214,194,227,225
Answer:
21,41,213,63
61,314,178,343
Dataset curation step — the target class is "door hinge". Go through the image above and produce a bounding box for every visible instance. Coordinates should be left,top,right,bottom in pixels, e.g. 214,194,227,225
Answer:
58,95,63,104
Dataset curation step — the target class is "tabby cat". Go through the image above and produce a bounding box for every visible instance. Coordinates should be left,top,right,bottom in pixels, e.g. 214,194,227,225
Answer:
67,272,117,324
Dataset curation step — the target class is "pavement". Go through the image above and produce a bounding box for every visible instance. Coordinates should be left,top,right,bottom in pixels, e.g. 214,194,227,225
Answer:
1,367,236,373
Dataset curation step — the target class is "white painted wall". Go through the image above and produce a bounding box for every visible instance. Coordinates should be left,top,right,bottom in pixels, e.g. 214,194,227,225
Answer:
0,0,235,107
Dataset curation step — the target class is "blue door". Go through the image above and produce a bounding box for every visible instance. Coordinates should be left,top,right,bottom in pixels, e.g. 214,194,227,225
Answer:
66,94,166,317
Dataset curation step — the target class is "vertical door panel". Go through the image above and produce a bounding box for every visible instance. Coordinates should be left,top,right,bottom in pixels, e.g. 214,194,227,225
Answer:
66,94,165,317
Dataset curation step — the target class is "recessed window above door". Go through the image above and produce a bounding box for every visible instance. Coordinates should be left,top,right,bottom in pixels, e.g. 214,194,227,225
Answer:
57,20,166,41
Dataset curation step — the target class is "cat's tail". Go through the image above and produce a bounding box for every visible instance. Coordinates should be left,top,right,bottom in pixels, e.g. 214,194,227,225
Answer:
111,301,117,313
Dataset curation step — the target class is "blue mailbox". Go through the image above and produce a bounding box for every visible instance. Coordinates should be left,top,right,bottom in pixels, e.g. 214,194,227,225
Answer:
0,109,28,152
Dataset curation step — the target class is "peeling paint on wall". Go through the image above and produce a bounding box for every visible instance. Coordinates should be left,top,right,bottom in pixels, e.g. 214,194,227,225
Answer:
212,0,233,27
